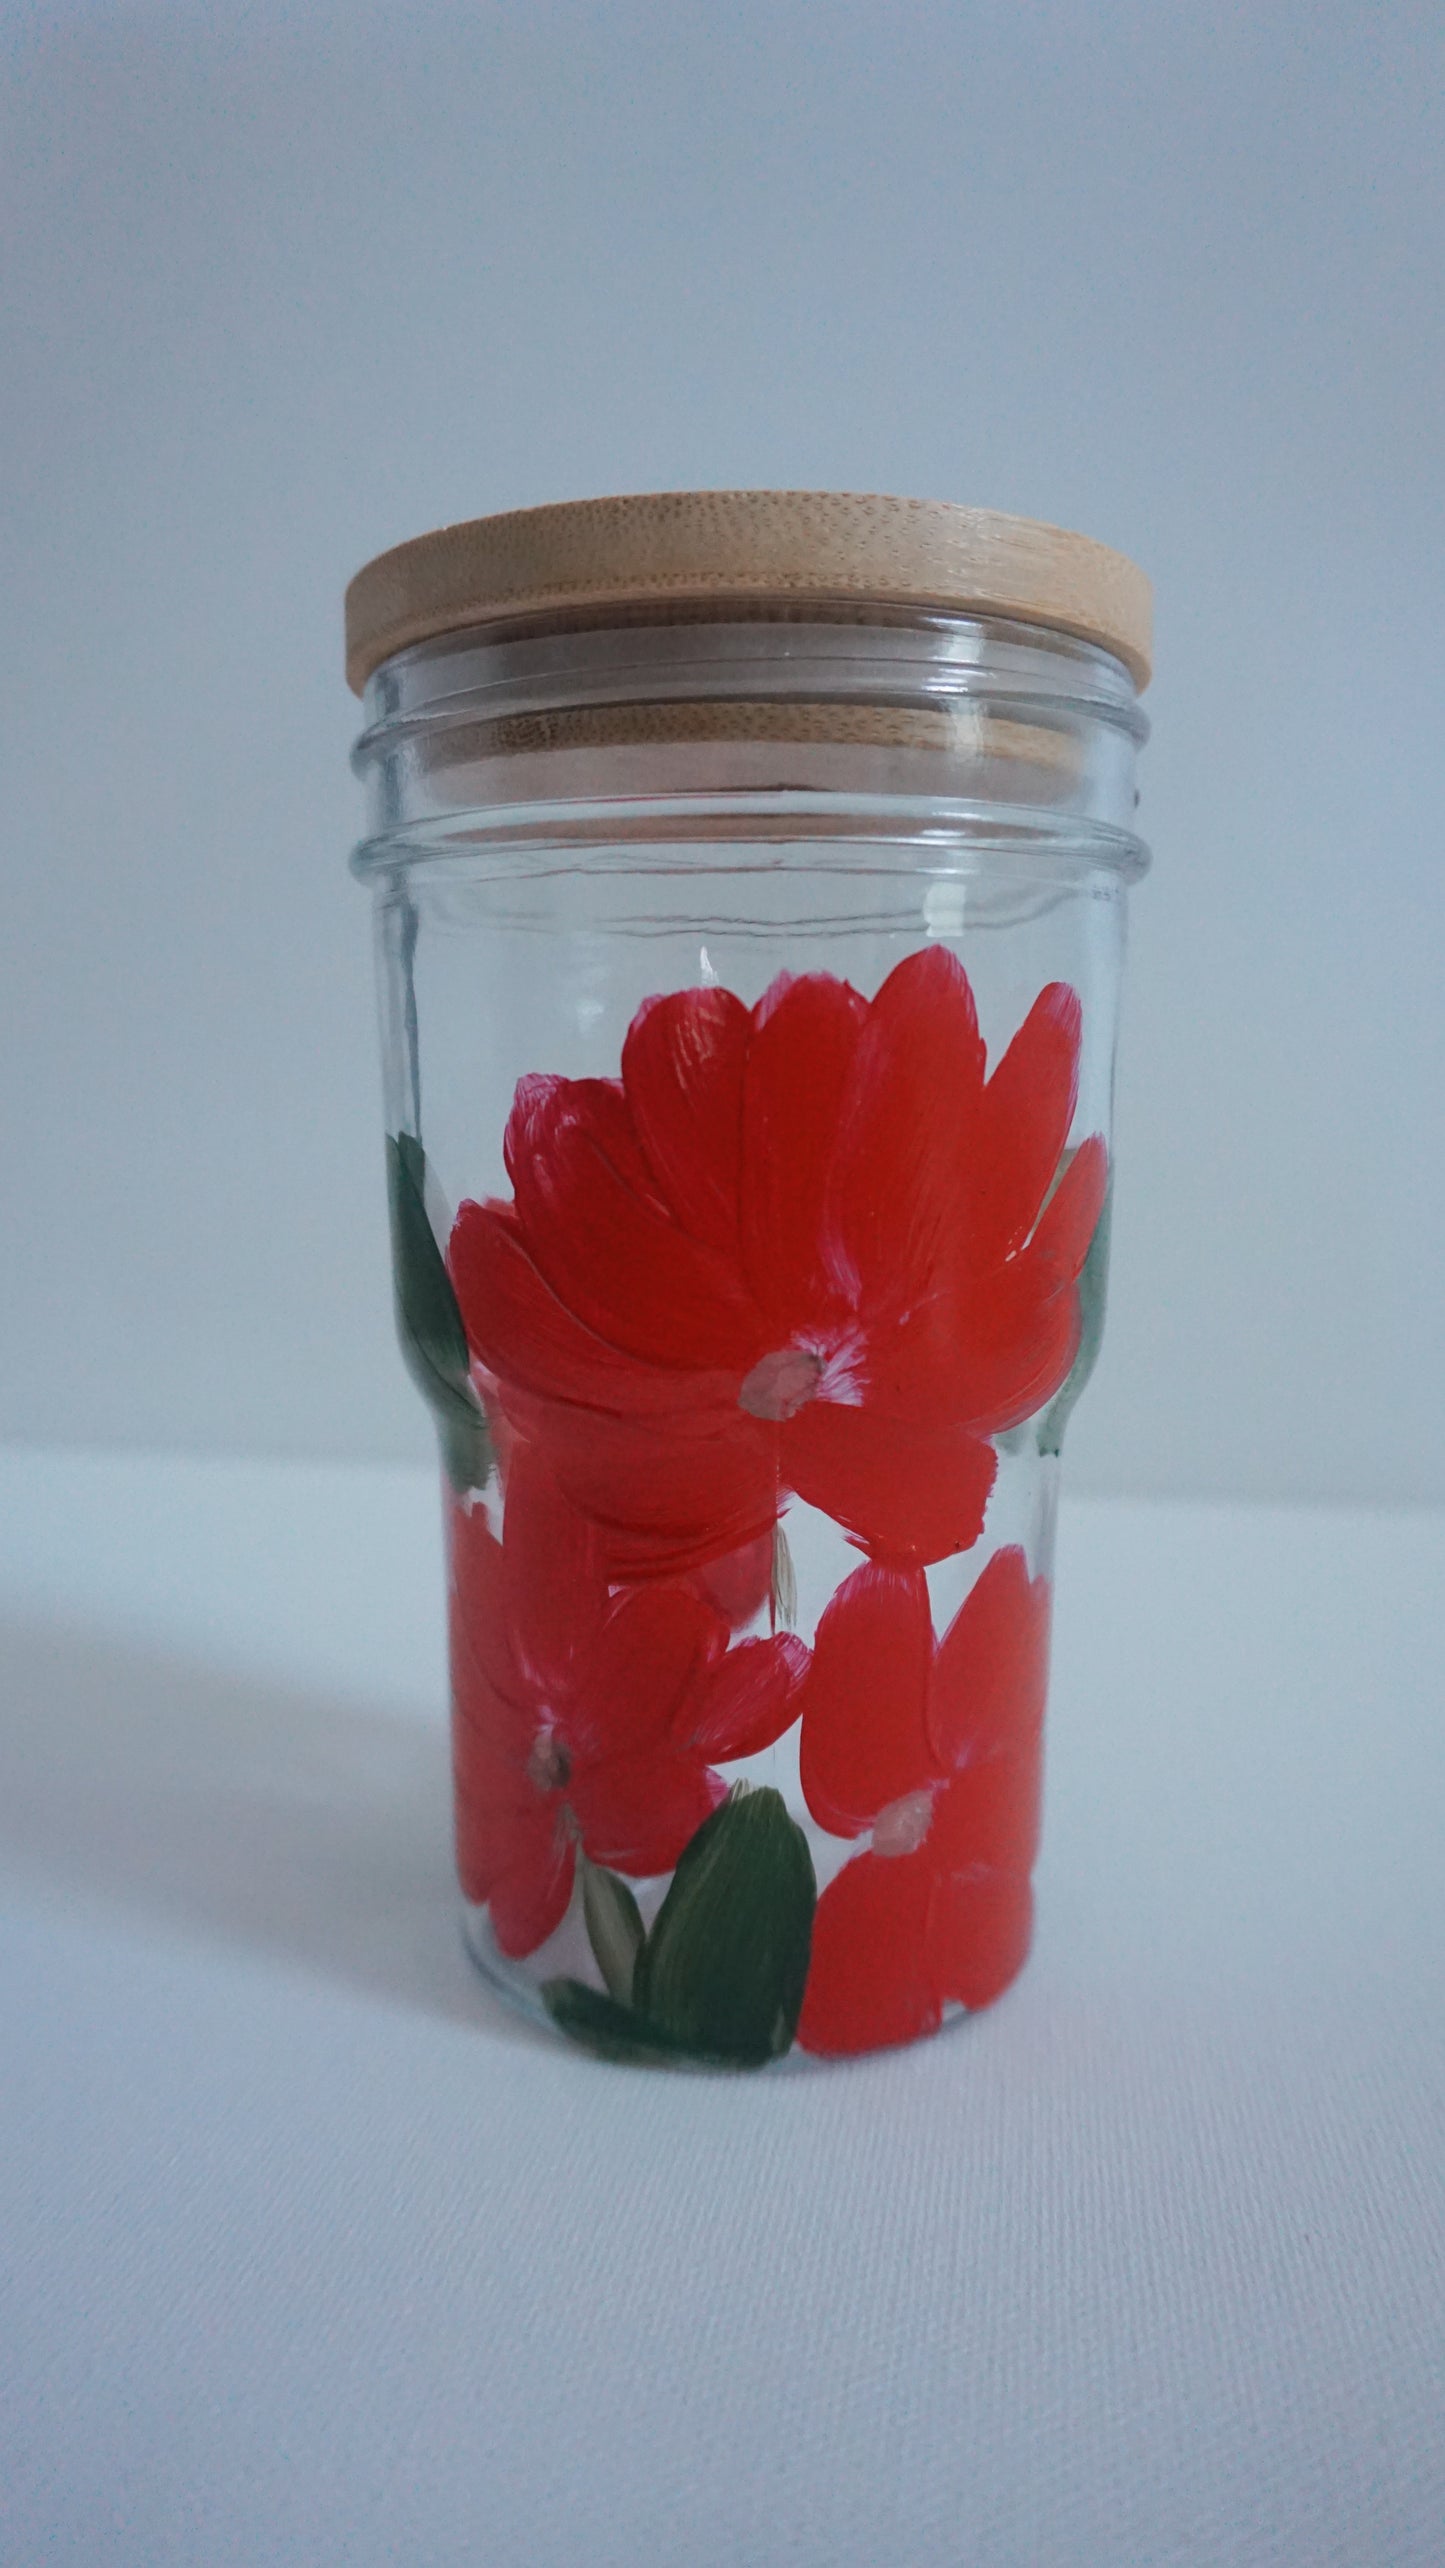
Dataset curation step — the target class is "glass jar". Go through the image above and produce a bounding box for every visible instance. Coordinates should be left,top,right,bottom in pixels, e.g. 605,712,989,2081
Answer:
346,492,1151,2068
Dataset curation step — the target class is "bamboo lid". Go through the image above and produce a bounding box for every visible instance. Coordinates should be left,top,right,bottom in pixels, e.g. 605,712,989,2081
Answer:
344,491,1151,695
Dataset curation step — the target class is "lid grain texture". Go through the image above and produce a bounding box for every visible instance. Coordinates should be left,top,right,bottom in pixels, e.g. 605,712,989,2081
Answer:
345,490,1152,694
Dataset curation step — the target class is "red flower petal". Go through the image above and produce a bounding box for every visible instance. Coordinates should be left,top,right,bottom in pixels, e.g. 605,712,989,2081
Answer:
900,1169,1101,1441
570,1584,726,1761
569,1747,724,1876
449,1646,533,1798
447,1496,530,1720
967,983,1082,1266
686,1528,775,1627
1028,1133,1108,1284
927,1868,1033,2012
450,1721,532,1890
504,1073,764,1372
796,1848,939,2055
484,1831,577,1958
452,1733,523,1862
827,947,987,1311
622,986,751,1253
451,1202,737,1416
783,1398,997,1565
500,1442,608,1703
798,1562,935,1835
908,1268,1080,1435
932,1739,1044,1878
865,1285,1004,1427
741,972,867,1327
501,1391,780,1580
449,1671,570,1946
684,1631,809,1762
506,1072,664,1213
927,1546,1051,1771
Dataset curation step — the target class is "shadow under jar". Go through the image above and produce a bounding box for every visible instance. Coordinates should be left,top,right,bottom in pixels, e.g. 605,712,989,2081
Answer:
346,491,1152,2069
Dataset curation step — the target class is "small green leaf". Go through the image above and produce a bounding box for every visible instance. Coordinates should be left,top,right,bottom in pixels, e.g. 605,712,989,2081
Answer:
634,1784,816,2066
385,1133,493,1492
438,1404,495,1498
389,1133,470,1376
544,1793,816,2069
541,1978,705,2067
771,1521,798,1631
581,1858,645,2005
1038,1182,1113,1458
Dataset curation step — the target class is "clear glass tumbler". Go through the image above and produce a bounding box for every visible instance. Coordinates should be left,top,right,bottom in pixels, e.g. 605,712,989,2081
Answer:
346,492,1151,2068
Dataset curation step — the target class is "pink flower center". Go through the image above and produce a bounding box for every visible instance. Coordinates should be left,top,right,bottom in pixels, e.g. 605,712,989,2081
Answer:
738,1346,825,1423
871,1787,936,1859
526,1730,572,1795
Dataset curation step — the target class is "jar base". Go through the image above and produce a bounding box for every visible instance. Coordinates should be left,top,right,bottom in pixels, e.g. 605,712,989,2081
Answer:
458,1897,1020,2073
459,1900,813,2072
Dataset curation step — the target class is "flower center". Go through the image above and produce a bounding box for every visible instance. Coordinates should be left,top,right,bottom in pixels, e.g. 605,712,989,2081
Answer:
526,1730,572,1795
871,1787,936,1859
738,1346,825,1423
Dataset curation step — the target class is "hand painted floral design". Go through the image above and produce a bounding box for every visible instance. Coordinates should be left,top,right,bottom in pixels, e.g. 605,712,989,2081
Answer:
448,1441,807,1957
796,1545,1050,2056
449,948,1105,1576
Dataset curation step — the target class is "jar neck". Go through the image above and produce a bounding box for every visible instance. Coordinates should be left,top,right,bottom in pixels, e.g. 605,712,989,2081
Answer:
351,607,1149,876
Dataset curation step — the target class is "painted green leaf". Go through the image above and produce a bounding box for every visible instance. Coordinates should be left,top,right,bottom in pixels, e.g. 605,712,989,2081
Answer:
541,1979,705,2068
771,1521,798,1631
633,1785,816,2067
581,1858,645,2005
544,1790,817,2070
1038,1182,1113,1458
388,1132,469,1375
385,1132,493,1492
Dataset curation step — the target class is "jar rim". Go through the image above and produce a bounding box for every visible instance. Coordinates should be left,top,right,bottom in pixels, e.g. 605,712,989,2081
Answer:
344,490,1152,698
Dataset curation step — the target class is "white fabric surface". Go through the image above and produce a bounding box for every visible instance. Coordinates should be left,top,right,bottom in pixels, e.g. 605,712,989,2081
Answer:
1,1450,1441,2566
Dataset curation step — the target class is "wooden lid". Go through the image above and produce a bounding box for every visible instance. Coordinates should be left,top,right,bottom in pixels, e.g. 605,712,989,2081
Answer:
344,490,1152,694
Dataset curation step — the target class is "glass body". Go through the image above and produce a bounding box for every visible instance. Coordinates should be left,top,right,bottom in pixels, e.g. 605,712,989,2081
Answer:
351,608,1148,2067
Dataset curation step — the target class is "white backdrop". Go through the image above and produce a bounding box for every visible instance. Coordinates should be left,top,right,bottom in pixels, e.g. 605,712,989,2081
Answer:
2,0,1442,1505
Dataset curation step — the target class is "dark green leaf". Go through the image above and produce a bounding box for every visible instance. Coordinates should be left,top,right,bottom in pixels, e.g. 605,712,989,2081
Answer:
388,1131,470,1379
633,1785,815,2066
1038,1182,1112,1457
581,1858,645,2005
542,1978,707,2067
385,1133,493,1492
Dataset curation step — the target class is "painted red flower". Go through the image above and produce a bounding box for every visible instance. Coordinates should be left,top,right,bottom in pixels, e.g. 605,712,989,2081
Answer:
448,1442,807,1956
796,1546,1050,2056
451,949,1105,1577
